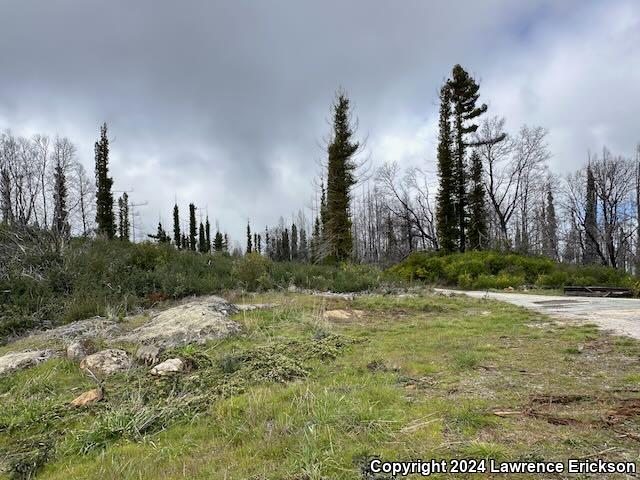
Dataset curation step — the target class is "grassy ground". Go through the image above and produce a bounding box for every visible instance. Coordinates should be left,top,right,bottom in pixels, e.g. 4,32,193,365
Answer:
1,291,639,479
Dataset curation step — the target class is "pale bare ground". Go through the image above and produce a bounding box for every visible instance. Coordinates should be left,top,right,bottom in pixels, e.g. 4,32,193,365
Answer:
435,288,640,340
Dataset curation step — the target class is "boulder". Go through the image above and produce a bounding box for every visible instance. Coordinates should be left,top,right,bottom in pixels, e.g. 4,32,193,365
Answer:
135,345,163,365
0,350,55,376
114,296,241,348
66,338,96,363
29,317,121,342
70,388,103,407
80,349,131,376
150,358,184,376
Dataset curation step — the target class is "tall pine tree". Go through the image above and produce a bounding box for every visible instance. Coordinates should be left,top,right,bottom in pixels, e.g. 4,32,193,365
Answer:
94,123,116,238
189,203,197,251
173,204,180,248
584,165,599,264
52,160,70,240
325,93,359,262
246,222,252,254
447,65,489,252
436,84,457,253
198,222,206,253
467,150,486,250
205,217,211,253
291,223,298,261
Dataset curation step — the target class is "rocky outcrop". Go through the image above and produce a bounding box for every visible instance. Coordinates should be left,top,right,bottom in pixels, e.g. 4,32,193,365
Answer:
79,349,131,376
150,358,184,376
30,317,121,342
114,296,242,348
0,350,55,376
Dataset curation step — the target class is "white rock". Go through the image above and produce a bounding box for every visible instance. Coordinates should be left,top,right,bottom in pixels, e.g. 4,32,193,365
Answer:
114,296,241,348
80,349,131,376
150,358,184,376
0,350,55,376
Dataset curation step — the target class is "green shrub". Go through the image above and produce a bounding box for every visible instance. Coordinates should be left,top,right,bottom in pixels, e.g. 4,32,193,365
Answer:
390,250,638,293
232,253,272,290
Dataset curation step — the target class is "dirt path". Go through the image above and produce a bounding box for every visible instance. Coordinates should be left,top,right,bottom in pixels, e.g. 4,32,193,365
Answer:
436,289,640,340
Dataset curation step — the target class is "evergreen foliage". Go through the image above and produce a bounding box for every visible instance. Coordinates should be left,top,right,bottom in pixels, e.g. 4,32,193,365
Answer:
173,204,180,248
544,189,558,260
205,217,211,253
214,230,224,252
52,162,70,239
291,223,298,260
584,165,599,264
189,203,197,251
198,222,206,253
282,228,290,261
324,93,359,262
117,193,129,241
246,222,252,254
436,85,457,253
467,150,486,250
94,123,116,238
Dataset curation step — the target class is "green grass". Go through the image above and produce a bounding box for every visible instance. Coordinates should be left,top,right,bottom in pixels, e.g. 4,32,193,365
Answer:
1,291,639,478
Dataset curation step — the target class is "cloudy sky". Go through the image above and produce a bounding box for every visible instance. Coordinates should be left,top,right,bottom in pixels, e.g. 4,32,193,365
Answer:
1,0,639,244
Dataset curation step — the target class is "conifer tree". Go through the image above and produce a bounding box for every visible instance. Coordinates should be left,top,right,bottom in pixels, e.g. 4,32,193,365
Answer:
291,223,298,261
189,203,197,251
282,228,290,261
246,222,252,254
149,222,170,243
545,189,558,260
447,65,490,252
467,150,486,250
584,165,599,264
173,204,180,248
52,160,70,240
223,233,229,253
94,123,116,238
253,233,258,254
299,226,308,262
181,233,187,250
205,217,211,253
320,182,327,234
198,222,206,253
214,231,224,252
117,193,129,241
325,93,359,262
257,234,262,254
436,85,457,253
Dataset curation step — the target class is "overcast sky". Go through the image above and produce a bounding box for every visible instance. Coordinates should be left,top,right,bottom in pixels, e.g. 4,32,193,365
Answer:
1,0,639,244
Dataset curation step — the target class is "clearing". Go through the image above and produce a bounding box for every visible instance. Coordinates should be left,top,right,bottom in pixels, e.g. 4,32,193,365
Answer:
438,289,640,340
1,290,639,479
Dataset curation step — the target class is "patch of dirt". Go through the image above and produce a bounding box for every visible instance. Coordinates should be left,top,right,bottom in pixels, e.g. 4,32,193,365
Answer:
530,394,591,405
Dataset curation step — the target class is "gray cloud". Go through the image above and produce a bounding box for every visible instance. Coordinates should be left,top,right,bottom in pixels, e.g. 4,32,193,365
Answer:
1,0,636,243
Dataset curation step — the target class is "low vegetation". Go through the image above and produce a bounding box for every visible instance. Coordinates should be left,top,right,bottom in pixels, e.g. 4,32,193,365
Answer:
1,292,639,478
391,250,640,293
0,232,390,342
